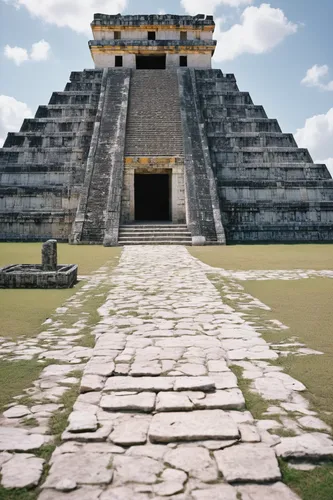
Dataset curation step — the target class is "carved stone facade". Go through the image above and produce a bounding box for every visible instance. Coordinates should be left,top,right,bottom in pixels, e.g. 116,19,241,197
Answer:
0,14,333,244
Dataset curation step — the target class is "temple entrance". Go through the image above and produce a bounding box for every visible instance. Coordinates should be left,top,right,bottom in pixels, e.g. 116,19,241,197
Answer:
135,173,170,221
136,55,166,70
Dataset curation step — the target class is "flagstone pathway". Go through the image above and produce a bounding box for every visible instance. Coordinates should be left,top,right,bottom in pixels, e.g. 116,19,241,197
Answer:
1,246,333,499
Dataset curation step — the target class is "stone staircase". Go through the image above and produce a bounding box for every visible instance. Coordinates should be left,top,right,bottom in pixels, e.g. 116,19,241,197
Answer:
125,70,184,156
118,224,192,245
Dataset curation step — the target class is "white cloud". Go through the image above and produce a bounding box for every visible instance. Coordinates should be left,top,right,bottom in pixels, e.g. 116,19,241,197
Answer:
4,45,29,65
301,64,333,91
295,109,333,177
181,0,253,15
214,3,298,62
30,39,50,61
0,95,32,147
4,39,51,65
5,0,127,35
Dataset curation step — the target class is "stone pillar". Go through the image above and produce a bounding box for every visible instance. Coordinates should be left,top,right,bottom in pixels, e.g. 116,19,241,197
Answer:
42,240,58,271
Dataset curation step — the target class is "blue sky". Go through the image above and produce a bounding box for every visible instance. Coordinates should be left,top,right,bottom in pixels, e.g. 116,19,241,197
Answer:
1,0,333,173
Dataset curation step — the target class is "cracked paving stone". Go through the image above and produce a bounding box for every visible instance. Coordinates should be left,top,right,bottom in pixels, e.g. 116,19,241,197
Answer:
62,423,112,443
274,433,333,460
192,389,245,411
1,453,44,489
99,486,150,500
80,374,106,393
104,376,174,393
109,415,151,445
3,405,31,419
173,377,215,392
42,452,113,488
112,455,163,484
149,410,239,443
67,411,98,433
156,392,193,412
165,446,218,482
39,487,103,500
214,443,281,483
0,427,45,451
192,484,238,500
100,392,156,413
237,482,302,499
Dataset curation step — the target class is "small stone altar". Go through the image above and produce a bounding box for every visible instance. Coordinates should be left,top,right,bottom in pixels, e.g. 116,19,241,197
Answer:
0,240,78,289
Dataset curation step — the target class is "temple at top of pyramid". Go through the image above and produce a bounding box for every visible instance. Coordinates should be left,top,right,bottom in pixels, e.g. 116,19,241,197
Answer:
1,13,333,245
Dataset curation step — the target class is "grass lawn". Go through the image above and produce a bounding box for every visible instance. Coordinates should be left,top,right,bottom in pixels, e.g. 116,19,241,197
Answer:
243,278,333,429
0,243,121,413
189,244,333,270
0,242,120,275
0,244,121,341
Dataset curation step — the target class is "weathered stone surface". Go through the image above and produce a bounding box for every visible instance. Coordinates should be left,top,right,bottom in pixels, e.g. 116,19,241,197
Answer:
80,374,105,393
0,427,45,451
161,468,187,484
154,481,185,496
99,486,149,500
149,410,239,443
0,452,12,467
193,389,245,410
67,411,98,433
156,392,193,412
192,484,238,500
127,444,167,460
298,416,331,432
110,415,151,445
104,376,174,393
100,393,155,412
214,443,281,483
173,377,215,392
62,423,112,443
237,482,302,499
39,487,102,500
239,424,261,443
165,446,218,482
113,455,163,484
43,452,113,488
275,433,333,460
1,453,44,488
84,360,115,377
3,405,31,419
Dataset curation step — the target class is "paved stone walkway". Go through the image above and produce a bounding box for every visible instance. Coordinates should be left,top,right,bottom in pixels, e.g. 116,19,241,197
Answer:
1,246,333,498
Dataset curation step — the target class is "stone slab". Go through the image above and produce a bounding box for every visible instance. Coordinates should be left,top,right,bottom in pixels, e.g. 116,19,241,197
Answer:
100,393,155,413
104,376,174,393
149,410,239,443
274,433,333,460
42,452,113,488
237,482,302,499
214,443,281,483
1,453,44,488
0,427,45,451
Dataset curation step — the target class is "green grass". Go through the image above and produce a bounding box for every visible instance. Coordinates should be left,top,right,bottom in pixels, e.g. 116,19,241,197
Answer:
0,244,121,342
0,489,37,500
0,360,47,412
230,365,271,419
243,278,333,429
189,244,333,270
280,459,333,500
0,243,121,275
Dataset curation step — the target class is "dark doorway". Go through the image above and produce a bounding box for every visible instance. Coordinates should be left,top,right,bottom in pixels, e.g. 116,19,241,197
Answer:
135,174,170,221
136,55,166,69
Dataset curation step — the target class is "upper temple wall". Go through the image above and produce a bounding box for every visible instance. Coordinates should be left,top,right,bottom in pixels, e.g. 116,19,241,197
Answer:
89,14,216,69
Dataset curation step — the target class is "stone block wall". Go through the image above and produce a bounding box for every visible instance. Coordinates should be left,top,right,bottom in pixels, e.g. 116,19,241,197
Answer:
0,70,103,241
195,69,333,242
